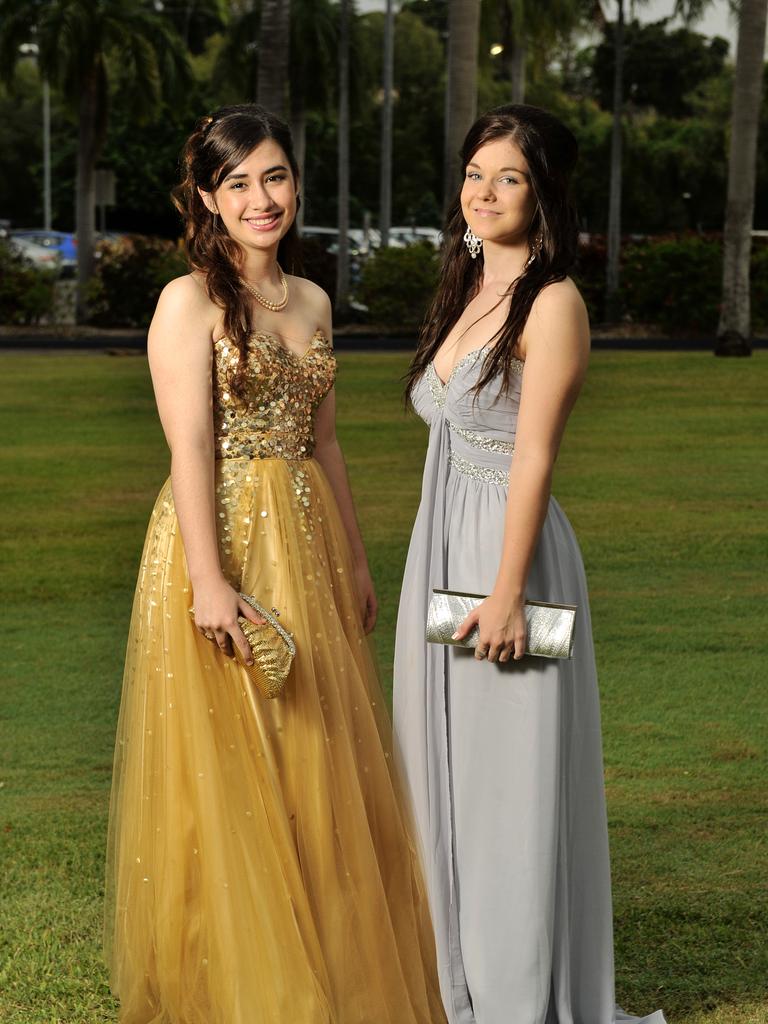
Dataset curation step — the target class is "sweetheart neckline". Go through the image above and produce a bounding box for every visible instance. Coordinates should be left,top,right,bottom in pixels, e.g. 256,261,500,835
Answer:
430,346,524,389
431,346,488,388
215,328,328,363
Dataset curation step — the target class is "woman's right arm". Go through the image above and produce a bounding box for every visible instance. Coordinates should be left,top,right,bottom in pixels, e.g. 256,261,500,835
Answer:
147,277,260,662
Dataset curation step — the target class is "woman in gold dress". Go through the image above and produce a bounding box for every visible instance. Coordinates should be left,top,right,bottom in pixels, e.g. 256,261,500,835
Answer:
105,104,445,1024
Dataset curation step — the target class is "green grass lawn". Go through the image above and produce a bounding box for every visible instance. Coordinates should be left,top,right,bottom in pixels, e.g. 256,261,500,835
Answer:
0,350,766,1023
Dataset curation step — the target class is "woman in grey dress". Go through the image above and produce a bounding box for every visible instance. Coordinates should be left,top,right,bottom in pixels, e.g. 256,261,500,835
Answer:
393,105,666,1024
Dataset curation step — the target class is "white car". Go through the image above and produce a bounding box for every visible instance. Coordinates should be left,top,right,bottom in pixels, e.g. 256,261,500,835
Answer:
8,235,61,269
387,226,442,248
301,225,379,257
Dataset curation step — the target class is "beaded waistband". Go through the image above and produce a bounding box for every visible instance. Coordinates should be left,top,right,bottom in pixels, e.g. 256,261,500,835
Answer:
448,451,509,485
446,417,512,485
447,419,514,455
216,427,315,460
216,452,313,462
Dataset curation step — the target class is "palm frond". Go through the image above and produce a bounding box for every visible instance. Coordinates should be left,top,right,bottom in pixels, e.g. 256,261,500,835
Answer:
211,6,260,99
291,0,337,110
103,2,191,113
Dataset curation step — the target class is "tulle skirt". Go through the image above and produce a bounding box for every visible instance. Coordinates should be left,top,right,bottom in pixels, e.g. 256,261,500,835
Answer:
105,456,446,1024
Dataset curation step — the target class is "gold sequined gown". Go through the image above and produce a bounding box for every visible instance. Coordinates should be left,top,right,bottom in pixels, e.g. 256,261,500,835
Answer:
105,330,446,1024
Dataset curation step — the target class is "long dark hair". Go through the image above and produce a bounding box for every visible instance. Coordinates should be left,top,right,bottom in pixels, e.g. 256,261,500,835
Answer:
405,104,579,401
172,103,302,395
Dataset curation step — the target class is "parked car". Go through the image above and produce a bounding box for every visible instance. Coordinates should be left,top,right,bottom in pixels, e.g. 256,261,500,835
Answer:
8,234,61,269
11,229,76,267
388,226,442,248
301,225,339,249
301,224,383,256
300,225,372,286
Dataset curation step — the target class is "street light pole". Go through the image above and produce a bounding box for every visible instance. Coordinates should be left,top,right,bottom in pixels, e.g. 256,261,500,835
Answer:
43,78,51,230
379,0,395,249
20,42,52,231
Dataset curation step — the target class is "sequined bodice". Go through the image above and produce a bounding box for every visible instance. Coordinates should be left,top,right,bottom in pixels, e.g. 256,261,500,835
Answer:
212,330,336,460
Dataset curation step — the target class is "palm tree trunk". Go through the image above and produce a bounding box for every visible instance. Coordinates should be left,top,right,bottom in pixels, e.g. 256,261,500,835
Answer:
75,69,99,323
510,39,526,103
379,0,395,247
716,0,768,356
258,0,291,118
182,0,195,46
290,93,307,231
443,0,481,214
499,3,526,104
605,0,624,322
335,0,351,315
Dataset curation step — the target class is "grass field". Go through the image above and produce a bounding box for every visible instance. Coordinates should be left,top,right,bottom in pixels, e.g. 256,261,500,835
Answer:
0,350,766,1023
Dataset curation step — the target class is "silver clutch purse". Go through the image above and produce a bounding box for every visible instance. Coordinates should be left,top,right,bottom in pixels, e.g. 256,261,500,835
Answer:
426,588,577,659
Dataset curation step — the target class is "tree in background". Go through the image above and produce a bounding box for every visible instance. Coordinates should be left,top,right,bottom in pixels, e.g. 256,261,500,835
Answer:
161,0,227,52
592,17,729,117
289,0,336,219
602,0,657,319
336,0,351,314
605,0,625,320
0,57,75,230
0,0,189,321
582,15,731,235
1,0,763,334
670,0,768,352
213,0,337,221
715,0,768,355
379,0,395,247
444,0,481,211
258,0,290,118
486,0,596,104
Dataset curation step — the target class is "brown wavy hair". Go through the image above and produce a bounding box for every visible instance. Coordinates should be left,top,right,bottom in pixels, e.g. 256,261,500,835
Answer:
405,104,579,402
172,103,303,395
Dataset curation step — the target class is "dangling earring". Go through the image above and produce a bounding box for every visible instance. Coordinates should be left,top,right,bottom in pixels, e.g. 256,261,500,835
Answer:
463,224,483,259
525,233,543,270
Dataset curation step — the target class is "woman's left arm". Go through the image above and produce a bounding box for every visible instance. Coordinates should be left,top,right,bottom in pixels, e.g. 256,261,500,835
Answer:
313,388,378,633
455,280,590,662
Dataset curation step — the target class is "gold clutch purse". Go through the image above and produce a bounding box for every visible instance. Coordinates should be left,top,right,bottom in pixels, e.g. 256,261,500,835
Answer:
235,594,296,698
190,593,296,699
426,588,577,660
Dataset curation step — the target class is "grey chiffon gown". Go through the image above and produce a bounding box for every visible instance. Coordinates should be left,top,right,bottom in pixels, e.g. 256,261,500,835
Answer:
393,348,666,1024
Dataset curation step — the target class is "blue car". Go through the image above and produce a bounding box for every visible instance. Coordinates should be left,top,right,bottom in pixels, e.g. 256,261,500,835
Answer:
11,230,77,267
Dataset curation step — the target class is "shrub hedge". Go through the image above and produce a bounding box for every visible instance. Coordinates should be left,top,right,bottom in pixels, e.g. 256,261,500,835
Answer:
85,235,188,328
620,235,722,332
358,242,440,327
576,233,768,332
0,241,56,324
3,231,766,334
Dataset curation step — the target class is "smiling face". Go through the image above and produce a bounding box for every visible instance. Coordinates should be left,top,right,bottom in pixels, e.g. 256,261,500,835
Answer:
200,138,298,254
460,136,537,246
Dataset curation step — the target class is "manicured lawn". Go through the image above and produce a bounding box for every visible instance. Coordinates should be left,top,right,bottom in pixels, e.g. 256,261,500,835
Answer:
0,350,765,1023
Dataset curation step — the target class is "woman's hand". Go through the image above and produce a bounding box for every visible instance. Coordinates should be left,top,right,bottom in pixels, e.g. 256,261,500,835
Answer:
453,591,527,663
192,575,266,664
354,561,378,634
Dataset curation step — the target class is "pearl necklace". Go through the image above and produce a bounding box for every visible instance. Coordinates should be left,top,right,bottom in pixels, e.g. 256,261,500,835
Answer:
241,265,289,312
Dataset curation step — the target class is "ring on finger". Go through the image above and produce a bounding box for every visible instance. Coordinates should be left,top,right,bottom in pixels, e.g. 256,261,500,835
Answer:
203,631,215,641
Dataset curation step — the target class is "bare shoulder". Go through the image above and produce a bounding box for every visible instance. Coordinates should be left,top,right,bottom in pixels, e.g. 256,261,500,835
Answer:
522,276,589,362
289,275,332,325
150,273,220,350
531,276,587,323
156,272,216,318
